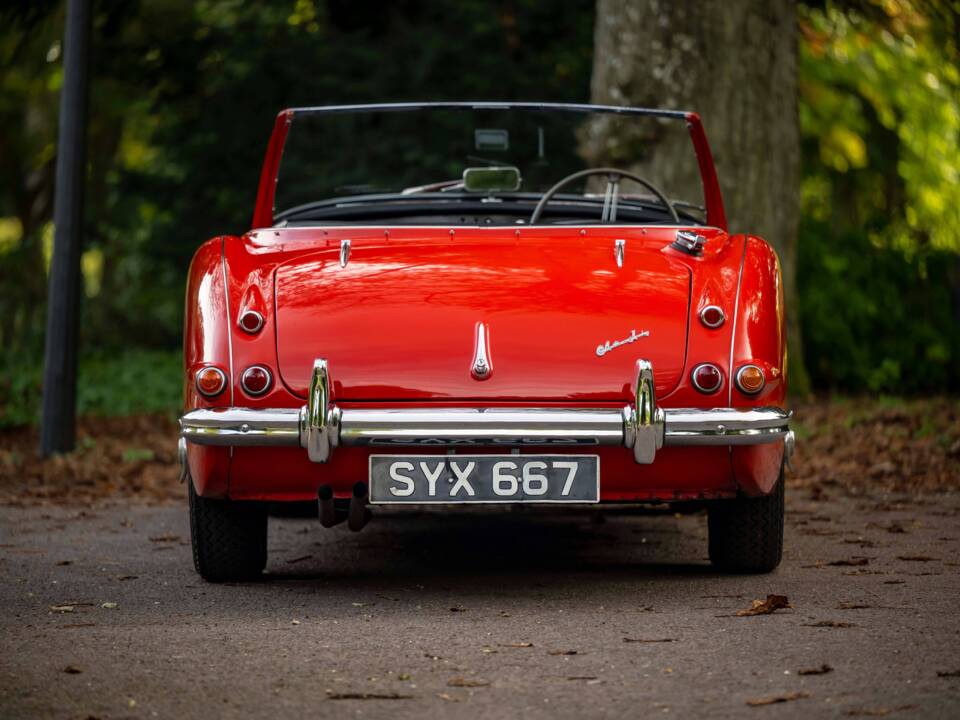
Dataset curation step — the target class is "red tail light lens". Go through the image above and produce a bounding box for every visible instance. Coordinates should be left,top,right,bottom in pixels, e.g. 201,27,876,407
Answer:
241,365,272,396
238,310,264,334
691,363,723,394
699,305,725,328
195,367,227,397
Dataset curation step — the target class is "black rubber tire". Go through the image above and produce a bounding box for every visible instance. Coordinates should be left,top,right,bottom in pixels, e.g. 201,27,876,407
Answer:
708,467,784,573
189,482,268,582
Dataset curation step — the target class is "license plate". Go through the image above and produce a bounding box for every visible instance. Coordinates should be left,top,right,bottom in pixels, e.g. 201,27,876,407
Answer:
368,455,599,504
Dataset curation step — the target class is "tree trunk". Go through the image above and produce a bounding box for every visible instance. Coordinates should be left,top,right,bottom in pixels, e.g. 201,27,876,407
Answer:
589,0,809,395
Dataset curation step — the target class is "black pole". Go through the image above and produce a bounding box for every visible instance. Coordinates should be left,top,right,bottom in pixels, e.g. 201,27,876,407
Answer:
40,0,92,457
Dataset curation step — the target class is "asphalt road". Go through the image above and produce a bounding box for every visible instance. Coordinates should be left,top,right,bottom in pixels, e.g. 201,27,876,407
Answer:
1,490,959,719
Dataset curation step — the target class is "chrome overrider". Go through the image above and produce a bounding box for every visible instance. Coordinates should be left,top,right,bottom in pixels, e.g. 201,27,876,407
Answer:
179,358,792,465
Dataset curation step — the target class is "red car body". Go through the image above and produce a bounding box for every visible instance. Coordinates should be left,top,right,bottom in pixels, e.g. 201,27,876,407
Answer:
179,103,791,579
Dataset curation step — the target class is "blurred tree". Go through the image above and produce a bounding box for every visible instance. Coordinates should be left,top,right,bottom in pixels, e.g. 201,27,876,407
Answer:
588,0,808,394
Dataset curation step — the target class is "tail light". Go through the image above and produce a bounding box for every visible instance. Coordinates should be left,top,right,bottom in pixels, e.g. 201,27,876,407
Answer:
735,364,766,395
691,363,723,394
699,305,725,328
241,365,272,396
195,366,227,397
238,310,264,334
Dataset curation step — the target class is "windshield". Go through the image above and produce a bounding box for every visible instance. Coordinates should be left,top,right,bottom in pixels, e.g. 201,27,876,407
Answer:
271,103,712,226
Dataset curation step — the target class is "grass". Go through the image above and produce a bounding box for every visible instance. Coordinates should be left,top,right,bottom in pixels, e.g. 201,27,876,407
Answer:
0,349,182,428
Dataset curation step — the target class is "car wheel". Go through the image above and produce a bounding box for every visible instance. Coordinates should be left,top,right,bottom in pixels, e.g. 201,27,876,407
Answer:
707,466,784,573
189,481,268,582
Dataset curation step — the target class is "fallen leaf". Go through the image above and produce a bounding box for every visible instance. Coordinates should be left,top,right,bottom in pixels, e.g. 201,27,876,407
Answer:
148,534,180,543
548,649,579,655
746,691,809,706
447,677,490,688
397,673,411,681
798,664,833,675
623,637,676,643
116,575,138,581
897,555,937,562
827,558,870,567
449,606,467,612
436,693,460,702
56,560,72,566
327,692,413,700
803,621,857,628
843,706,916,717
49,605,75,613
499,642,533,648
63,665,83,674
58,623,96,629
736,595,791,616
567,676,598,681
100,602,118,609
937,669,960,677
291,620,300,625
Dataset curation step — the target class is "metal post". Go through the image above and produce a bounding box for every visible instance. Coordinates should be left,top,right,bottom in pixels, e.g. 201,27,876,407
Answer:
40,0,92,456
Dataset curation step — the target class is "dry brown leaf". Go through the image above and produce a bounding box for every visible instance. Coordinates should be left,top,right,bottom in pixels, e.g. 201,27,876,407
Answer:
803,620,857,628
746,691,809,706
447,677,490,688
63,665,83,674
736,594,791,616
436,693,460,702
499,642,533,648
827,558,870,567
937,669,960,677
326,692,413,700
623,637,676,643
548,649,580,655
798,664,833,675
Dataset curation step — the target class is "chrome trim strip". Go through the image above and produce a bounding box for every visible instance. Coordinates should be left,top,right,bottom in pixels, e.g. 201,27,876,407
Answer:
662,407,789,445
728,237,748,406
219,237,235,405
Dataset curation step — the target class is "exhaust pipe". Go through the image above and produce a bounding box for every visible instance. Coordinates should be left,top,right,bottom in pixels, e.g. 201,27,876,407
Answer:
317,485,344,528
347,482,371,532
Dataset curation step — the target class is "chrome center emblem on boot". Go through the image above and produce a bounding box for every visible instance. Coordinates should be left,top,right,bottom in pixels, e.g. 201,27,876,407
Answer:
471,322,492,380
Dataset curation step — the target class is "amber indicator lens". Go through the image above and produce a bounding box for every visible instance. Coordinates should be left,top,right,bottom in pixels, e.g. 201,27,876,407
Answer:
691,363,723,393
195,367,226,397
736,364,765,394
699,305,725,328
239,310,264,334
241,365,272,396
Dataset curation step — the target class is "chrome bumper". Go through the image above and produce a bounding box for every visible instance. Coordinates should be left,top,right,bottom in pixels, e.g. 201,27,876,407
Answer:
180,358,791,465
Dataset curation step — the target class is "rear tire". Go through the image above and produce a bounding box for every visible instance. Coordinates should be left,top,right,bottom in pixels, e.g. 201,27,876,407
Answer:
189,482,268,582
708,467,784,573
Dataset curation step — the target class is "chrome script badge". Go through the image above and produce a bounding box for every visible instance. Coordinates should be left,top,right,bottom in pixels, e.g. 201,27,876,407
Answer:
595,329,650,357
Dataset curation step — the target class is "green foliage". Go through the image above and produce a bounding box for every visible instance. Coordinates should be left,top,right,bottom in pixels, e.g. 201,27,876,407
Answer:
0,349,181,428
798,1,960,392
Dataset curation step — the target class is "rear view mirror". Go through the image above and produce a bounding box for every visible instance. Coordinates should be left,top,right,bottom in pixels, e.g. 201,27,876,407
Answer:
462,166,522,193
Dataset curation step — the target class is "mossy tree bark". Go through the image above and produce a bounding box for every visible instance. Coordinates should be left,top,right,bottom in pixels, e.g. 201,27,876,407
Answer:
589,0,810,395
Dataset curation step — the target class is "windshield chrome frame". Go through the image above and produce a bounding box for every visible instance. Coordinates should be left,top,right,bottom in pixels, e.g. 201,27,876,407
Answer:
251,102,727,232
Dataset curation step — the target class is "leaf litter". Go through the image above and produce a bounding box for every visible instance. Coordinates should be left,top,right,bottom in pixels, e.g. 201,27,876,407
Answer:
736,595,791,616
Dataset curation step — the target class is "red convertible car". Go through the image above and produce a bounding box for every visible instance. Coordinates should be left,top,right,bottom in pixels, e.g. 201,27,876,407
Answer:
179,102,793,581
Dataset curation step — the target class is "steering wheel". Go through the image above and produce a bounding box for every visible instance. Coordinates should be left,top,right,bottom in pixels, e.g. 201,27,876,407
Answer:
529,167,679,225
